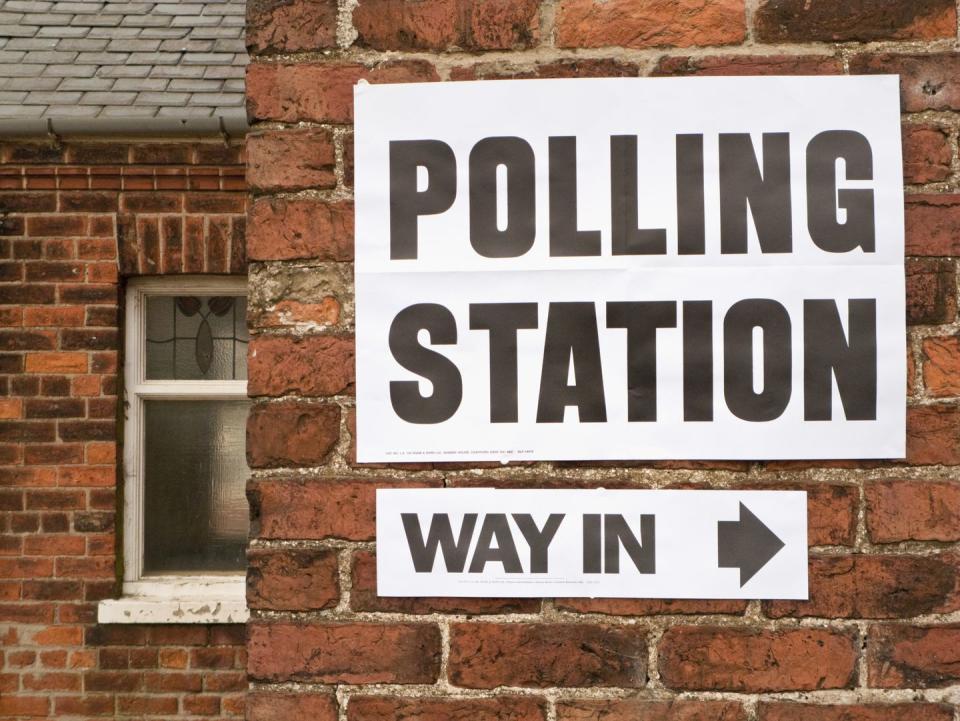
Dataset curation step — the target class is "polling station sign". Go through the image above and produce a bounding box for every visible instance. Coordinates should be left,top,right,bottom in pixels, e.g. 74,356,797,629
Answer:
354,76,905,462
377,489,808,599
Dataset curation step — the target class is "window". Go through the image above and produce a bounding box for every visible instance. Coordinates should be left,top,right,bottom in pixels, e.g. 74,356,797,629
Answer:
98,277,250,624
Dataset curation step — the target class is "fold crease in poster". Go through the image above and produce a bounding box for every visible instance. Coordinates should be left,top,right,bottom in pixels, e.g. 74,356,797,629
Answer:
354,76,906,462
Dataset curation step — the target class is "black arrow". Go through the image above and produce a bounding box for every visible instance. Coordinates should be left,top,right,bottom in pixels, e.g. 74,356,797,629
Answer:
718,502,785,587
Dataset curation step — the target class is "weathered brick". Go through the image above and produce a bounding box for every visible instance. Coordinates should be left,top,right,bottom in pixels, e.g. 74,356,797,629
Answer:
350,550,540,614
247,548,340,611
653,54,842,76
248,692,338,721
247,198,353,262
905,195,960,256
247,129,336,191
906,258,956,326
922,336,960,396
556,597,747,616
247,0,339,54
754,0,956,42
448,623,647,688
246,61,439,124
866,479,960,542
867,624,960,687
349,696,548,721
555,0,746,49
906,404,960,464
249,477,441,540
557,699,747,721
764,554,959,619
856,51,960,111
659,627,858,691
903,125,953,184
248,622,442,683
758,703,953,721
246,401,341,468
353,0,539,51
248,335,355,397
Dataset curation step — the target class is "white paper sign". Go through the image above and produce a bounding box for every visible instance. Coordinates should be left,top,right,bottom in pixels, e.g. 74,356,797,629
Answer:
376,489,808,599
354,76,905,462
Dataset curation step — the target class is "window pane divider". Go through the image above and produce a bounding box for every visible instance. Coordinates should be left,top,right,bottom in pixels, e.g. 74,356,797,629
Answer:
128,381,249,397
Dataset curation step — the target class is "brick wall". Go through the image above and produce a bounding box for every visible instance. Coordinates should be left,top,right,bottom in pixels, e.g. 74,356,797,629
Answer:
244,1,960,720
0,139,248,719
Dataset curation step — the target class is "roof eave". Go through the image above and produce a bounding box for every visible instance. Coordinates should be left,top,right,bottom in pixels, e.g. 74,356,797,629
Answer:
0,114,249,140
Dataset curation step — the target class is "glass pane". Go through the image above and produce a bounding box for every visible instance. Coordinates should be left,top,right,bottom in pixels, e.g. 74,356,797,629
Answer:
145,295,248,380
143,400,250,574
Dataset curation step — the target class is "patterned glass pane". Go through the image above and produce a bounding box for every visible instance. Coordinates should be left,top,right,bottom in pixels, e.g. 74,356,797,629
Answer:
143,400,250,573
145,295,248,380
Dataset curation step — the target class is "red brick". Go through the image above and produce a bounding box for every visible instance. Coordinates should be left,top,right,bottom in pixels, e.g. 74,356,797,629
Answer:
183,695,220,715
349,696,548,721
906,258,956,325
922,336,960,396
256,298,341,329
453,58,642,81
246,61,439,124
250,476,440,540
0,329,55,350
247,622,441,683
557,699,747,721
21,672,80,691
906,404,960,464
247,692,338,721
0,398,21,419
353,0,539,50
903,125,953,184
247,198,353,262
867,624,960,687
0,696,50,716
24,351,87,373
246,401,341,468
555,0,745,49
754,0,955,41
141,671,203,692
350,550,539,614
247,548,340,611
448,622,646,688
0,191,56,212
25,444,80,466
659,627,857,691
190,647,236,669
116,695,178,715
248,478,442,541
247,0,339,54
764,554,960,619
26,215,86,237
905,195,960,256
249,335,355,397
758,703,953,721
247,129,337,191
23,305,85,327
866,479,960,542
851,53,960,112
555,597,747,616
52,694,113,716
653,54,842,76
24,535,86,556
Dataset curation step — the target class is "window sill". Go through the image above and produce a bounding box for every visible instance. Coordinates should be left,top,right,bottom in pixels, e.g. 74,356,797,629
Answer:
97,577,248,624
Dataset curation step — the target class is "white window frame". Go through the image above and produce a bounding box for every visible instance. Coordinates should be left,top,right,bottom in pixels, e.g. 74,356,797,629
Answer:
98,276,249,624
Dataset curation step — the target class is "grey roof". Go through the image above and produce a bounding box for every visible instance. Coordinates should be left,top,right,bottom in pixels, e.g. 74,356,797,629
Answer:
0,0,247,129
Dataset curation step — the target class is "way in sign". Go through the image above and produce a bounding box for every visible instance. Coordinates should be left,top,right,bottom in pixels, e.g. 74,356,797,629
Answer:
376,488,808,600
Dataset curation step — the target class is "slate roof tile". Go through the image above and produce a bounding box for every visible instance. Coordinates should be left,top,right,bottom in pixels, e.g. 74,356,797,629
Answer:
0,0,247,120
